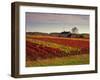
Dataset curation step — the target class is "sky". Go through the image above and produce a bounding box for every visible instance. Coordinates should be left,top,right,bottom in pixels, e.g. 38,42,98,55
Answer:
26,12,89,33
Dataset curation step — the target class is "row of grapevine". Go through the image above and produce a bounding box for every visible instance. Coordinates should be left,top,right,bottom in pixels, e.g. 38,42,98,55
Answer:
26,40,88,61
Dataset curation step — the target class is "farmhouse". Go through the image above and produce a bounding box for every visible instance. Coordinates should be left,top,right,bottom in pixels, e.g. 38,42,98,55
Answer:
59,31,71,37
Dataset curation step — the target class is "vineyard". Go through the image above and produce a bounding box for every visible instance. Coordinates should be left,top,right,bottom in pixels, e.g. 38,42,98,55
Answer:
26,35,89,67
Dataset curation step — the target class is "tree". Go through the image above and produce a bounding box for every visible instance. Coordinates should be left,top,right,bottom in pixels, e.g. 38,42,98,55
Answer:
71,27,78,34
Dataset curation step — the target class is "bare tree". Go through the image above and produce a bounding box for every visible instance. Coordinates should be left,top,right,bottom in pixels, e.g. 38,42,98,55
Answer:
71,27,78,34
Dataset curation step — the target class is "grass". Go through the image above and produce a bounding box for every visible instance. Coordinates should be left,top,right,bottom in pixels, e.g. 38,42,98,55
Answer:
26,54,89,67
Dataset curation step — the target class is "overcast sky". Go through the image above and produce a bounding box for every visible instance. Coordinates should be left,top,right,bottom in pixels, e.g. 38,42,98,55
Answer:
26,12,89,33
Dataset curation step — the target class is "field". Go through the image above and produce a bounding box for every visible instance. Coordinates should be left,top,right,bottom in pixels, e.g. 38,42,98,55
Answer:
26,35,89,67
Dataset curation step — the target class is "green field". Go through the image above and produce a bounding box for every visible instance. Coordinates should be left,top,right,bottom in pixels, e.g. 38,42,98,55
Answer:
26,54,89,67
